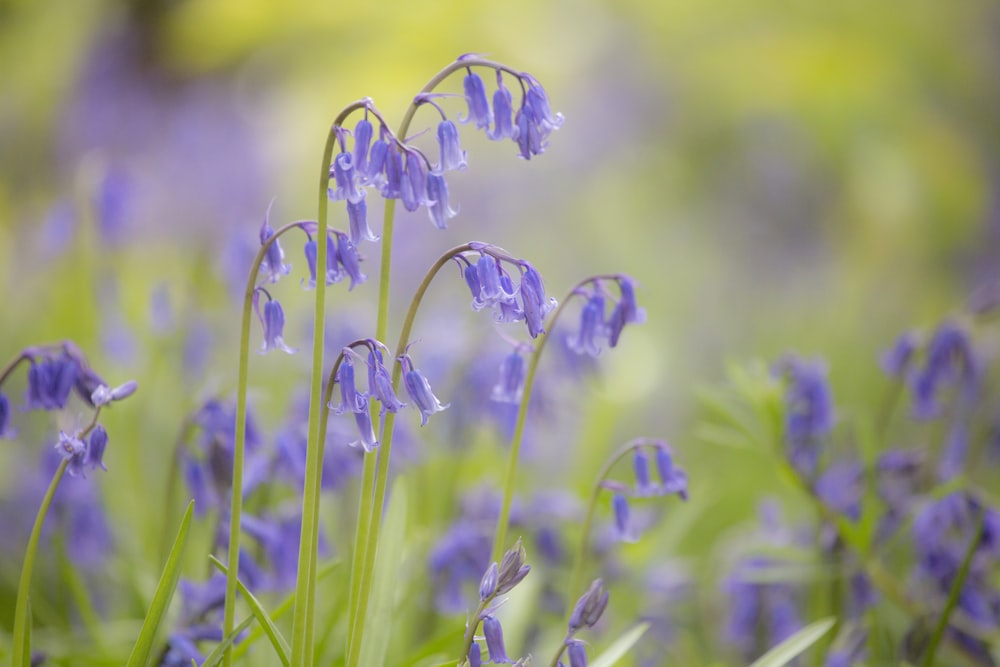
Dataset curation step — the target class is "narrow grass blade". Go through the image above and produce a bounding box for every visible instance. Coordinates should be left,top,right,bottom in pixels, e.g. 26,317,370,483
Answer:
200,614,256,667
748,617,836,667
356,477,409,667
589,622,650,667
125,501,194,667
209,555,291,666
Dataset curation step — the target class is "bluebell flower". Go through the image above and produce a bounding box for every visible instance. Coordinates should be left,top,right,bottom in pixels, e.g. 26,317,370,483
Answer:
496,273,525,323
495,538,531,595
491,350,526,404
259,219,291,284
514,106,542,161
777,356,834,477
513,78,564,160
814,460,862,521
633,449,654,496
331,351,366,415
401,150,431,213
90,379,138,407
329,152,365,204
468,644,483,667
479,562,499,600
55,431,88,477
381,147,405,199
612,493,633,542
910,321,978,420
461,70,493,131
567,640,588,667
25,354,78,410
426,173,458,229
569,294,608,356
303,239,318,287
324,232,344,284
482,616,511,663
257,297,295,354
488,71,517,141
654,445,688,498
399,353,450,426
87,425,108,471
0,393,11,438
334,231,367,290
880,330,919,378
347,198,378,244
429,517,493,612
608,276,646,348
477,254,505,307
519,263,557,338
363,128,389,187
350,397,379,451
723,556,803,662
568,579,609,632
352,117,374,176
366,348,407,415
436,119,467,172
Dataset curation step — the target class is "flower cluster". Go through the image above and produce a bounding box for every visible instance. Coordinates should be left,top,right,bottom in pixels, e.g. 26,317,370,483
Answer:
601,441,688,543
774,355,835,477
466,540,533,666
568,275,646,356
555,579,610,667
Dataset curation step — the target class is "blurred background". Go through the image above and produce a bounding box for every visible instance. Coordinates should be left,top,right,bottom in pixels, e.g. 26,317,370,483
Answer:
1,0,999,664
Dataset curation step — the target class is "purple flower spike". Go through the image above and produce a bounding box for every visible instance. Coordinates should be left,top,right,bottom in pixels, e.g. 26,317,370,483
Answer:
88,425,109,471
488,71,516,141
461,70,493,131
482,616,511,664
399,353,450,426
350,396,379,452
259,220,291,284
612,493,633,542
259,300,295,354
570,294,607,356
56,431,88,477
353,118,374,176
910,321,978,420
436,120,467,172
335,232,367,290
332,351,366,415
519,263,557,338
330,152,365,204
492,350,526,404
347,198,379,244
426,173,458,230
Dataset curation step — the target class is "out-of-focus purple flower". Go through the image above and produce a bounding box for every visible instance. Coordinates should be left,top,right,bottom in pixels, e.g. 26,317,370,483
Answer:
567,640,588,667
381,147,404,199
334,231,367,290
437,120,467,172
512,77,564,160
482,616,511,663
777,356,834,477
910,321,978,420
495,538,531,596
259,219,291,284
612,493,633,543
468,643,483,667
814,459,863,521
55,431,88,477
633,449,653,495
87,425,108,471
569,294,607,356
461,70,493,131
0,393,13,438
429,518,493,612
519,263,557,338
881,331,919,379
608,276,646,348
303,239,319,288
723,556,803,662
939,419,969,481
568,579,609,633
399,353,450,426
654,445,688,499
491,350,526,404
426,173,458,229
488,71,517,141
25,354,79,411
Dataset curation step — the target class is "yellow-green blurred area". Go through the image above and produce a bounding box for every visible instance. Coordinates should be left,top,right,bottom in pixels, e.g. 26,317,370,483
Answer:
1,0,999,663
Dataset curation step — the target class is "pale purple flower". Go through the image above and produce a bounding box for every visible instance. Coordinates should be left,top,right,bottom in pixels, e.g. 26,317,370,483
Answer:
436,120,467,172
329,152,365,204
25,355,78,411
366,349,406,415
55,431,88,477
426,173,457,229
569,294,608,356
352,118,374,176
461,70,493,130
519,263,556,338
347,198,378,243
482,616,511,663
399,353,450,426
491,350,526,404
258,299,294,354
334,231,366,290
87,425,109,471
259,219,291,284
331,351,366,415
488,71,517,141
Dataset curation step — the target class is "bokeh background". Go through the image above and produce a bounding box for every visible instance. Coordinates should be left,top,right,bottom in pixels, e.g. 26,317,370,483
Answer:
2,0,999,664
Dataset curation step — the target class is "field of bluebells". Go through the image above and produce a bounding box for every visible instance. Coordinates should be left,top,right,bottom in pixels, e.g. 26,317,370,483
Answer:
3,4,1000,667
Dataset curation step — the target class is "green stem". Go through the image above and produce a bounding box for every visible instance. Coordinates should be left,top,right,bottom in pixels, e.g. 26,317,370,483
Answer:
348,244,474,667
920,510,984,667
221,217,313,667
12,458,69,667
565,439,653,624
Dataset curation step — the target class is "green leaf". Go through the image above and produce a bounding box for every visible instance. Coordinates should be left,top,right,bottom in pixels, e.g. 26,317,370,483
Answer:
200,613,256,667
748,617,836,667
125,501,194,667
589,622,650,667
208,554,291,666
356,477,409,667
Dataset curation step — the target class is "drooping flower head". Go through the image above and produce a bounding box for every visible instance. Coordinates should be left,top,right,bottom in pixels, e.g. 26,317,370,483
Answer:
909,321,979,420
398,350,450,426
253,289,295,354
460,69,493,131
775,355,835,477
259,212,291,284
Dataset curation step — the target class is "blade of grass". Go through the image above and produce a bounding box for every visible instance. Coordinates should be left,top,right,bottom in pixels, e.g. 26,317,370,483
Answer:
748,617,836,667
589,622,650,667
200,614,257,667
125,501,194,667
